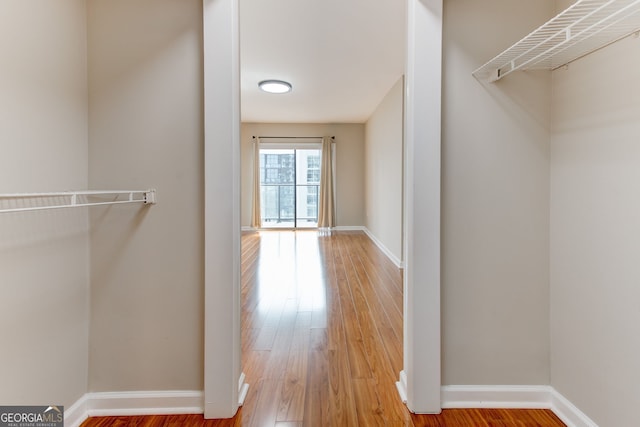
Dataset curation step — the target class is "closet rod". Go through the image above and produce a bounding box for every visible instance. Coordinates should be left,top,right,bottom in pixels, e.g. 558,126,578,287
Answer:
0,189,156,214
252,136,335,140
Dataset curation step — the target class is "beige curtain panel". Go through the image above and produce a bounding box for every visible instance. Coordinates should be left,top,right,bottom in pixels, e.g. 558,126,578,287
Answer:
318,136,335,229
250,137,261,228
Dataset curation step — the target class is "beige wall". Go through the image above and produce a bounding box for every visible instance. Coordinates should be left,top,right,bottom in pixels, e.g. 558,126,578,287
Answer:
87,0,204,391
5,2,637,422
364,77,404,263
241,123,365,228
0,0,89,407
441,0,553,385
550,34,640,427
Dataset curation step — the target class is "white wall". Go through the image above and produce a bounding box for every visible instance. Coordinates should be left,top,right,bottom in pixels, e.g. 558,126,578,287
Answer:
87,0,205,392
550,34,640,427
441,0,553,385
365,77,404,264
0,0,89,407
241,123,365,228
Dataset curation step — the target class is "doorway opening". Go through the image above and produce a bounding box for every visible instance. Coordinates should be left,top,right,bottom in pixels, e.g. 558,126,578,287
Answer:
260,147,321,229
203,0,443,417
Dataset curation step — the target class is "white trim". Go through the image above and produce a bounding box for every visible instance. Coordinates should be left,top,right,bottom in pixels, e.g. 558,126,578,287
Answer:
241,226,256,232
441,385,551,409
402,0,442,413
64,394,89,427
203,0,242,418
332,225,365,231
237,373,249,406
63,386,597,426
363,227,404,268
396,370,408,403
441,385,599,427
64,391,204,427
550,388,599,427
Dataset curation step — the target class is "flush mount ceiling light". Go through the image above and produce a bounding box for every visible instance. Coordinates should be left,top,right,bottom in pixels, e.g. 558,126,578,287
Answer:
258,80,292,94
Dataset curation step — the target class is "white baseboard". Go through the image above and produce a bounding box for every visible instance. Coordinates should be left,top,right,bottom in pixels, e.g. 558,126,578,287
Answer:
550,388,599,427
396,370,408,404
65,390,204,427
363,227,403,268
64,394,89,427
87,390,204,417
441,385,551,409
238,372,249,406
66,385,597,427
241,226,255,232
332,225,365,231
440,385,598,427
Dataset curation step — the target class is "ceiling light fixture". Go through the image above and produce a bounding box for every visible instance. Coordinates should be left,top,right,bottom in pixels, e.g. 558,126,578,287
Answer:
258,80,292,94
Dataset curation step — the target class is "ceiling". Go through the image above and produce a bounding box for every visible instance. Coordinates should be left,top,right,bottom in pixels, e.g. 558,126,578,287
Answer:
239,0,406,124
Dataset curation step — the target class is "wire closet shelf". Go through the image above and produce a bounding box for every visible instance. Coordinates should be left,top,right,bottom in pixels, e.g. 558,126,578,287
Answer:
473,0,640,82
0,190,157,214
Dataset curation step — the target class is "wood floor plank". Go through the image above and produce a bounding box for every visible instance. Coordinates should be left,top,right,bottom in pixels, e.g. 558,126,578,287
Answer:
336,235,395,386
83,407,567,426
379,323,403,374
249,379,283,427
333,277,372,379
262,321,295,380
352,378,386,426
234,378,260,427
346,233,403,337
277,328,310,422
293,310,312,330
375,376,413,425
82,231,566,427
322,239,348,353
326,348,359,426
333,235,375,379
410,408,567,426
302,333,329,427
251,326,278,351
241,349,270,392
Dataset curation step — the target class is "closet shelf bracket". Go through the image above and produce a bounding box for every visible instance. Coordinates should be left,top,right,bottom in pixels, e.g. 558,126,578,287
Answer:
0,189,157,214
473,0,640,82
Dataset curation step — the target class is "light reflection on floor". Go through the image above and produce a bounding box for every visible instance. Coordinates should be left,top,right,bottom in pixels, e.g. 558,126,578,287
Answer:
255,231,326,316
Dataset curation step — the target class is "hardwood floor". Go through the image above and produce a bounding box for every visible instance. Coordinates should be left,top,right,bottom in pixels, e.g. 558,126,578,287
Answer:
82,230,565,427
241,230,406,426
81,408,566,427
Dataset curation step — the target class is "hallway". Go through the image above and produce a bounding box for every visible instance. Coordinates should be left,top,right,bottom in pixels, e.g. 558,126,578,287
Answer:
240,230,406,425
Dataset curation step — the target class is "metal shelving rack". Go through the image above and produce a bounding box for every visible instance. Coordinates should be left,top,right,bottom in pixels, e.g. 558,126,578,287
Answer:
0,190,157,214
473,0,640,82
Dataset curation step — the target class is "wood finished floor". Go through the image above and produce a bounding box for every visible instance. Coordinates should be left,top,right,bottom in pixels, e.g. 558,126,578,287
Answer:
82,231,565,427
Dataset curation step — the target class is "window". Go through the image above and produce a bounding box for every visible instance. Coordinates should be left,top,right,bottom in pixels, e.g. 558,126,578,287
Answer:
307,169,320,183
259,147,320,228
265,168,278,183
306,155,320,183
